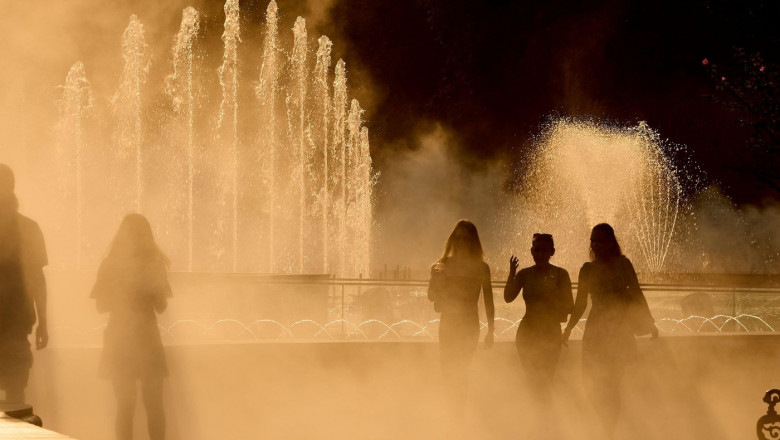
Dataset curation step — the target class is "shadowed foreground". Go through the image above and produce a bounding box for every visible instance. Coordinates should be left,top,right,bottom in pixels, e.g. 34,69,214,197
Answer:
22,335,779,440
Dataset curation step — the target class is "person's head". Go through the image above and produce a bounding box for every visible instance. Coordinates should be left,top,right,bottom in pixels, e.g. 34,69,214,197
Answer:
441,219,484,261
0,164,18,212
531,233,555,265
107,213,168,265
589,223,622,261
0,164,14,196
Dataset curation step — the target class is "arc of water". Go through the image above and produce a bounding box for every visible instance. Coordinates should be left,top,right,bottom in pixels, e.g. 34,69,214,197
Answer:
217,0,241,271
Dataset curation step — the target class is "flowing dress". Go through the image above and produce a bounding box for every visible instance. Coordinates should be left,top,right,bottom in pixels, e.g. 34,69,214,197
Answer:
91,257,171,379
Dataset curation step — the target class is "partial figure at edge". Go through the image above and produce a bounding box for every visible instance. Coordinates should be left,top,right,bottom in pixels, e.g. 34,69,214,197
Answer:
0,164,48,405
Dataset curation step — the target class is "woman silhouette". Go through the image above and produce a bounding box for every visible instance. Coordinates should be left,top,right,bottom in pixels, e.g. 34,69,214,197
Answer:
91,214,171,440
428,220,494,408
562,223,658,437
504,233,572,401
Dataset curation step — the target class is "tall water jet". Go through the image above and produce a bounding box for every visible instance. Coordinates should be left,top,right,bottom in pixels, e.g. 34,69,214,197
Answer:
217,0,240,271
256,0,280,272
331,59,348,276
57,62,92,268
53,1,375,276
313,36,332,273
112,15,149,212
358,126,373,277
345,99,363,277
290,17,308,273
165,6,200,271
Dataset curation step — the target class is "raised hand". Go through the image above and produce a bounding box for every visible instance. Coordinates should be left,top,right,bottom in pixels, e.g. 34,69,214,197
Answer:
509,255,519,273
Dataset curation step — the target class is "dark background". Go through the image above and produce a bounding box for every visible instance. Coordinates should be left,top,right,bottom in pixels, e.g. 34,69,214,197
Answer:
318,0,779,204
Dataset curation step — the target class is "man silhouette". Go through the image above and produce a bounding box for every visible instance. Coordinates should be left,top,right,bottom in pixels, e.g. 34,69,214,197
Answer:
0,164,48,404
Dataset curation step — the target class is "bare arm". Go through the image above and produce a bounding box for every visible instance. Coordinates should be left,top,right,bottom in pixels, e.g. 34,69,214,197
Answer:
31,268,48,349
483,264,495,329
623,258,658,338
503,256,522,303
558,269,574,317
562,265,589,344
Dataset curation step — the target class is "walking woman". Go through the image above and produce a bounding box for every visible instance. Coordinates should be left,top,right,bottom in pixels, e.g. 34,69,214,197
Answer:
91,214,172,440
428,220,494,407
504,233,573,401
562,223,658,437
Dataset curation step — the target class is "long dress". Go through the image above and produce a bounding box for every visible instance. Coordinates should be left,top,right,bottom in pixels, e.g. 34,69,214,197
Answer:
511,265,573,387
578,256,654,428
91,257,171,380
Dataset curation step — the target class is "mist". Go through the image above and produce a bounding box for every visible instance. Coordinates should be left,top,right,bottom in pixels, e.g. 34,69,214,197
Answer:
1,1,778,440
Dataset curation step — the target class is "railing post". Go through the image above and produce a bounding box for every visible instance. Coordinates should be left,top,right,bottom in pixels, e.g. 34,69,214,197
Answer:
341,283,345,340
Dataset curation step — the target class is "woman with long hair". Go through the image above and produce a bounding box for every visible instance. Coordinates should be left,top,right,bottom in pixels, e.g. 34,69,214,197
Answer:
562,223,658,437
428,219,494,408
91,214,171,440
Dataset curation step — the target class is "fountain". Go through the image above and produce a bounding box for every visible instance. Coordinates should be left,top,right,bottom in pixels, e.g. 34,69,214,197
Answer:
54,0,375,276
508,119,684,274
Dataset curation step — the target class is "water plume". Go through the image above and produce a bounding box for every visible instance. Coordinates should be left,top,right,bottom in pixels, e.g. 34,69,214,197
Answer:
51,1,374,275
111,14,149,212
56,62,92,268
217,0,241,271
314,36,333,273
165,6,201,271
510,119,683,273
256,0,280,272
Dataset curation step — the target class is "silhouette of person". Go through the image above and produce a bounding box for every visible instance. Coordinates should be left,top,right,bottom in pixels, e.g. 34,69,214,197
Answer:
91,214,171,440
562,223,658,437
0,164,48,404
428,219,494,409
504,233,573,402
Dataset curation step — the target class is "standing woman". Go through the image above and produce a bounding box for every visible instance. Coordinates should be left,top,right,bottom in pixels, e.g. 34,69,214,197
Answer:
562,223,658,437
504,233,573,401
428,220,494,406
91,214,172,440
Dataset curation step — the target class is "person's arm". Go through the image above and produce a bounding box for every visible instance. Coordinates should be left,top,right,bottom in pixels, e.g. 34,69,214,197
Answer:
558,268,574,319
562,265,589,345
31,268,48,349
483,263,495,347
503,255,522,303
623,257,658,338
151,261,172,314
91,262,112,314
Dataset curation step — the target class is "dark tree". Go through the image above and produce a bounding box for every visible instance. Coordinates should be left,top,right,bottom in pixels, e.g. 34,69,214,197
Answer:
705,49,779,194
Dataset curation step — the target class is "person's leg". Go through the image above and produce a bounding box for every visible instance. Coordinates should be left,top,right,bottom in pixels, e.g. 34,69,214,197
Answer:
583,359,624,438
112,379,136,440
141,376,166,440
